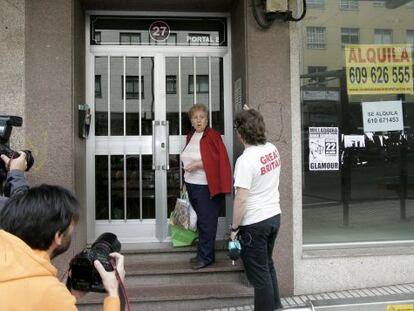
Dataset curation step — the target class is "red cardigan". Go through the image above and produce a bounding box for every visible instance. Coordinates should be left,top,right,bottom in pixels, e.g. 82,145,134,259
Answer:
186,127,232,197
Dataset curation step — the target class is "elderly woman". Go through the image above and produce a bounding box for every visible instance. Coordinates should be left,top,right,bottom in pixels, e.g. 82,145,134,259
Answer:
181,103,232,270
230,108,283,311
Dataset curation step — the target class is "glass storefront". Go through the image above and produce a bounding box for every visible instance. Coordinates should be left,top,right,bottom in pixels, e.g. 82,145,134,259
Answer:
300,0,414,243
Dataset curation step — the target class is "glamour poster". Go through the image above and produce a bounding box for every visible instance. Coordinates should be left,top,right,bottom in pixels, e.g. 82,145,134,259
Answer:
309,127,339,171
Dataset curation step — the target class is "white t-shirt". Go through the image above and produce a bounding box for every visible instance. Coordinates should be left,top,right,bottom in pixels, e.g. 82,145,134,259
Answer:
234,142,281,226
181,131,208,185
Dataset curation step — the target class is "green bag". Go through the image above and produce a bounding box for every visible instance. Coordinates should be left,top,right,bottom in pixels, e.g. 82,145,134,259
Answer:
170,222,198,247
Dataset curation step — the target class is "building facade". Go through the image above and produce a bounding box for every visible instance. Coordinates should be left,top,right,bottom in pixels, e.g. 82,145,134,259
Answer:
0,0,413,296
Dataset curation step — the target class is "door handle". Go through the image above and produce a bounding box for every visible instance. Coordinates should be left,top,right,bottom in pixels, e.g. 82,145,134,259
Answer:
152,120,157,170
164,120,170,170
153,120,169,171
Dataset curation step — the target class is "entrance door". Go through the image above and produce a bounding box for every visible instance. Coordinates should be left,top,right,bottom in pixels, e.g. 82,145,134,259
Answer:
86,48,231,243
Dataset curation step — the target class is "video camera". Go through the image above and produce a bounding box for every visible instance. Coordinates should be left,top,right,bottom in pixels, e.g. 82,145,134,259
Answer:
0,116,34,193
67,232,121,293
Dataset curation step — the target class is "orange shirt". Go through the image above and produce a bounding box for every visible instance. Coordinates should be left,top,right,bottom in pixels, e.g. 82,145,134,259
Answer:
0,230,120,311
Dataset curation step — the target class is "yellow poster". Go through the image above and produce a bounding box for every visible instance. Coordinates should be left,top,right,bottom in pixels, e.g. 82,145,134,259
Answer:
386,304,414,311
345,44,413,95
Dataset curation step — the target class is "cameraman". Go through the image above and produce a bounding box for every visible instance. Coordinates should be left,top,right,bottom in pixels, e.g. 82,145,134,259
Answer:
0,184,125,311
0,152,29,209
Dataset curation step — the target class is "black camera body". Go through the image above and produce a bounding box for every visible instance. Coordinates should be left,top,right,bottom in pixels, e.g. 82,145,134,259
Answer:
0,116,34,192
68,233,121,293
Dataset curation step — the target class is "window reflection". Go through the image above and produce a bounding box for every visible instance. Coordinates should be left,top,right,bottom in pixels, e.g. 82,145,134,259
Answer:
141,57,154,135
95,56,108,136
126,57,139,136
301,2,414,243
122,76,144,99
142,155,155,219
188,75,209,94
110,57,124,136
120,32,141,45
126,155,140,219
111,155,124,220
95,155,108,220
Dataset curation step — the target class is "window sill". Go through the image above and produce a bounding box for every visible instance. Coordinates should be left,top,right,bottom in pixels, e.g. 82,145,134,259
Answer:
302,241,414,258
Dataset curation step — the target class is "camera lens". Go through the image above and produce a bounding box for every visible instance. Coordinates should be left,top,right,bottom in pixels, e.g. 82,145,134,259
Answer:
92,232,121,253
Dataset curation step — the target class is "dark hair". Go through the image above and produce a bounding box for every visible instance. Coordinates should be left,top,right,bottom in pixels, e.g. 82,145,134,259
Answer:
234,109,267,145
0,184,80,250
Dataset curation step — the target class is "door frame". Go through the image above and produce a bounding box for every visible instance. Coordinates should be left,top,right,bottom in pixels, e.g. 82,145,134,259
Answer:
85,12,233,244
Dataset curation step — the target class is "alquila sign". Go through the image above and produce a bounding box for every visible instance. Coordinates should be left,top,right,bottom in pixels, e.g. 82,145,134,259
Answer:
345,44,413,95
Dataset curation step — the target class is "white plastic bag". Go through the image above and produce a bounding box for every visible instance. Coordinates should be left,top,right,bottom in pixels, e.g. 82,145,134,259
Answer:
170,191,197,232
185,193,197,231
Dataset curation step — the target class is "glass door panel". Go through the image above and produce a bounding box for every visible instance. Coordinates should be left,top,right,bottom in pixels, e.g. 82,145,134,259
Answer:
110,155,124,219
91,52,229,243
141,57,154,135
125,57,140,135
195,57,209,108
180,57,194,135
142,154,155,219
110,57,123,135
167,155,181,218
93,55,158,242
95,155,108,220
95,56,108,136
210,57,224,134
166,57,180,135
126,155,140,219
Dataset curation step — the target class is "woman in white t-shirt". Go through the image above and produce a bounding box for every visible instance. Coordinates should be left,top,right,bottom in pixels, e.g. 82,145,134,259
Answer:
230,108,282,311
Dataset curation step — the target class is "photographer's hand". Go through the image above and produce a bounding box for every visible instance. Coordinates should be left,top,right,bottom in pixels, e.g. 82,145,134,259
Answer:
1,152,27,171
110,252,126,282
94,252,125,298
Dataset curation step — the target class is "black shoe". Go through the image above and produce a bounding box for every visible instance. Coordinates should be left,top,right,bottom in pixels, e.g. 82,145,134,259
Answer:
189,256,199,263
192,260,213,270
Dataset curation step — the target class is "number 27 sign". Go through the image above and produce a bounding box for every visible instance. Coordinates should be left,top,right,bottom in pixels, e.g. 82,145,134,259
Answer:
149,21,170,41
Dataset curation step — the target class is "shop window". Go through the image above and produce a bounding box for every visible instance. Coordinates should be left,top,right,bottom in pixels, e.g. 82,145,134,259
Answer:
374,29,392,44
341,28,360,46
95,75,102,98
121,76,144,99
308,0,325,9
120,32,141,45
166,75,177,94
339,0,358,10
407,30,414,52
307,27,326,49
300,2,414,244
188,75,209,94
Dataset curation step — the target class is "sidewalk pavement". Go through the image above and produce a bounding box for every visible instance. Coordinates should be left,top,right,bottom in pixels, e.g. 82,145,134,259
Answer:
203,282,414,311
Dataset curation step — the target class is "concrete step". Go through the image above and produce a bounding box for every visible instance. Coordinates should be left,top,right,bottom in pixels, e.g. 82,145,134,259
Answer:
77,282,254,311
122,240,228,262
76,240,252,310
125,257,246,285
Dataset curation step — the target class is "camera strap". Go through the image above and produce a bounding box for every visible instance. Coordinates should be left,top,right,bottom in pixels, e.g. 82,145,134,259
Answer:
111,258,131,311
